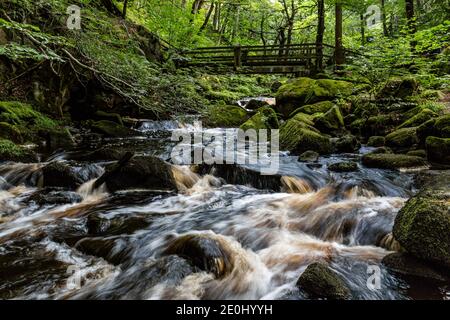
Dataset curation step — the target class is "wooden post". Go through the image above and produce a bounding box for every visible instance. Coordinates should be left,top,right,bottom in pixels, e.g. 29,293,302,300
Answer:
234,44,242,71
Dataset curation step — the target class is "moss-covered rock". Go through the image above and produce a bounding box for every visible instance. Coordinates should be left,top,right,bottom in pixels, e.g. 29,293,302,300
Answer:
382,253,448,281
350,113,403,137
240,106,279,131
0,139,36,162
298,150,320,162
314,106,345,133
362,153,427,169
297,262,351,300
377,77,419,99
334,134,360,153
204,104,249,128
385,127,419,152
367,136,385,147
393,186,450,269
435,114,450,138
328,161,358,172
280,114,331,155
290,101,335,117
0,122,23,143
369,146,393,154
0,101,58,143
91,120,138,137
397,109,438,130
94,110,124,125
426,136,450,164
275,78,353,118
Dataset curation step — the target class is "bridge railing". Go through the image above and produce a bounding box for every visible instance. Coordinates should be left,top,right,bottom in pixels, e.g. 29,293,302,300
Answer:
182,43,336,70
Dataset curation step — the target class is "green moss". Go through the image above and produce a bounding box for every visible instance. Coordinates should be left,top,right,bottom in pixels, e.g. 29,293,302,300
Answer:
0,139,35,162
362,153,427,169
280,115,331,155
385,127,419,151
426,136,450,164
393,189,450,268
328,161,358,172
406,149,427,158
0,101,58,142
435,114,450,138
367,136,385,147
398,109,438,129
204,104,249,128
297,262,351,300
275,78,353,118
289,101,334,117
0,122,23,143
240,106,279,131
377,76,419,99
314,106,345,133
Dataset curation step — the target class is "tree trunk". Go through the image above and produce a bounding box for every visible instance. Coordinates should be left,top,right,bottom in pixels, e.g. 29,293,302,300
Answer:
360,13,365,46
335,2,345,66
213,2,221,31
199,2,215,33
381,0,388,36
122,0,129,18
405,0,417,50
101,0,122,16
315,0,325,73
232,5,240,42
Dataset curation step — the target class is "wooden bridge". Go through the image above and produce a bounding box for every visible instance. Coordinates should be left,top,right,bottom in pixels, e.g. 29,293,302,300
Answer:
179,43,344,74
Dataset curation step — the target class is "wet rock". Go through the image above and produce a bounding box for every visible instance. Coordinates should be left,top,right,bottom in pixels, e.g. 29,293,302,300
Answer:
297,262,351,300
102,155,177,192
271,81,283,93
275,77,353,118
368,146,393,155
244,99,270,111
426,136,450,164
362,153,427,169
328,161,358,173
204,105,249,128
393,184,450,269
198,163,283,191
29,188,82,205
385,127,420,152
73,147,128,162
164,234,234,278
0,176,11,190
367,136,385,148
91,120,139,137
382,253,448,282
334,135,360,153
298,151,320,162
41,161,85,190
314,106,345,134
87,213,151,236
240,106,279,131
75,237,132,265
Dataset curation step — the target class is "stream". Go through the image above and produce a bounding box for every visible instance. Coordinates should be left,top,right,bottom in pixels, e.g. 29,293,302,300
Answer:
0,114,449,300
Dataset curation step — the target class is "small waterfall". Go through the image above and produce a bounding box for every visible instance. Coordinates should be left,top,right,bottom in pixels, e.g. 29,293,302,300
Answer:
281,176,313,194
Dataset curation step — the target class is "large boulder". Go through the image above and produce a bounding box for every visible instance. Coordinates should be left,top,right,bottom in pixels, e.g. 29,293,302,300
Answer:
240,106,279,131
362,153,427,169
280,114,331,155
204,104,249,128
426,136,450,164
367,136,385,147
275,78,353,118
328,161,358,172
314,106,345,134
385,127,420,152
393,183,450,269
334,134,360,153
297,262,351,300
101,155,178,192
41,162,85,190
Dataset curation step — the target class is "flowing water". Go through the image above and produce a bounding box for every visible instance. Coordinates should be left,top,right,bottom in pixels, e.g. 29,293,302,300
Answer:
0,117,449,300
